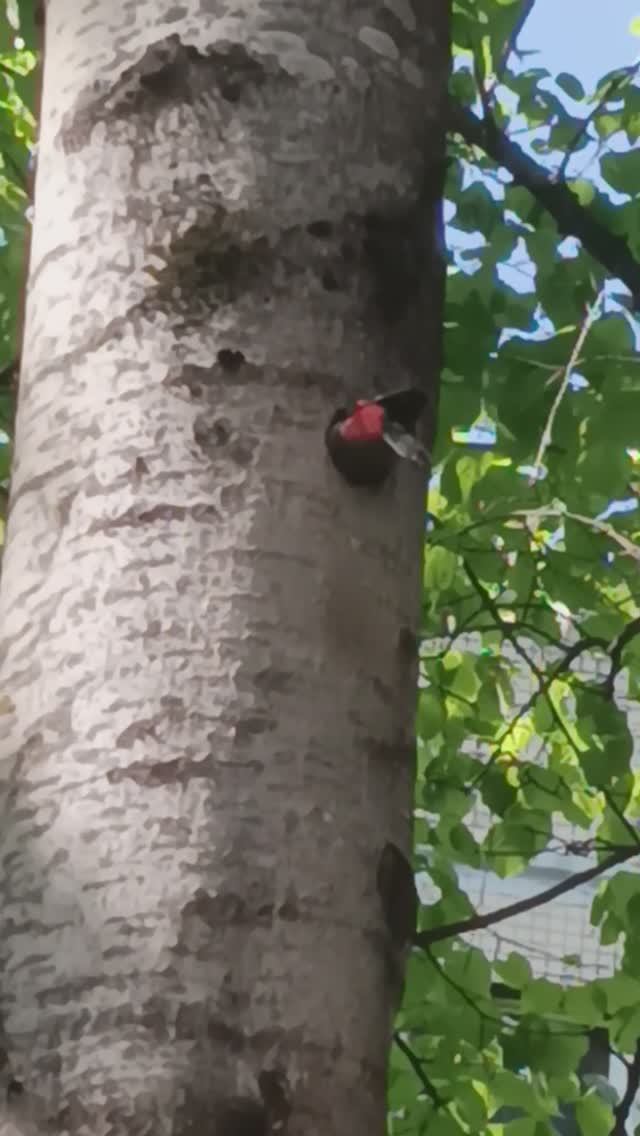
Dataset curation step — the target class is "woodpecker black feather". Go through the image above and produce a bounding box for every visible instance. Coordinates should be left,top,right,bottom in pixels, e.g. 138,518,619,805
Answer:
325,387,427,487
377,841,418,950
374,388,426,432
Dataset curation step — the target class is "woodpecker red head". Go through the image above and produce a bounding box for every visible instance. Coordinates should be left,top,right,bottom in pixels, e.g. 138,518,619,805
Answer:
325,387,428,487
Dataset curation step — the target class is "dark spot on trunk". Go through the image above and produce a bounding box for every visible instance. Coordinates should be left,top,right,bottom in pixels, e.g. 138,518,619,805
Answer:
57,493,74,525
206,1017,243,1047
283,811,298,835
107,755,213,787
253,667,294,695
214,1096,267,1136
307,220,332,238
164,5,187,20
221,81,242,102
234,715,275,742
230,437,256,465
277,896,299,921
184,889,247,928
321,269,339,291
364,205,427,323
115,719,158,748
258,1069,291,1133
218,349,245,372
397,626,419,660
213,419,232,445
140,58,190,99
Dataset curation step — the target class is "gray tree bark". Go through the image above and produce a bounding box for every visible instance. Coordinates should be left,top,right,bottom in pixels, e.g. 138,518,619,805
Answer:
0,2,449,1134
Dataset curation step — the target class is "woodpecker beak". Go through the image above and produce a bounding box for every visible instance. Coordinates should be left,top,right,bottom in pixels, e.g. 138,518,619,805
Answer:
382,420,430,466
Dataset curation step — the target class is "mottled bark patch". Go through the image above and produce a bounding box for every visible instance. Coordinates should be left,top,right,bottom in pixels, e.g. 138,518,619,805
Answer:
164,5,188,20
233,714,275,742
87,502,221,533
193,415,257,466
107,755,214,787
180,887,277,931
59,37,292,154
253,667,295,696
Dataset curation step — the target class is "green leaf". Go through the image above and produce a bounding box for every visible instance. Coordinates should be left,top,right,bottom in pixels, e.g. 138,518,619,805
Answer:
491,1070,545,1118
601,151,640,196
575,1092,614,1136
424,546,460,596
410,14,640,1133
520,979,563,1016
568,179,595,207
501,1121,538,1136
494,953,532,991
555,73,585,101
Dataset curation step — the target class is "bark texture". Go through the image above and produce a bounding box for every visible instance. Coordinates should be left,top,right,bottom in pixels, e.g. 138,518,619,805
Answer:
0,2,449,1134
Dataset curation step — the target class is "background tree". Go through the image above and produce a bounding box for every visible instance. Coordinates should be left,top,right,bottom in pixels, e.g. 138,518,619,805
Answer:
0,2,640,1136
391,4,640,1136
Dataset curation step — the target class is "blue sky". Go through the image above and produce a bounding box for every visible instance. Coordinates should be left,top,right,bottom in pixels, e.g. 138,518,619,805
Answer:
520,0,638,84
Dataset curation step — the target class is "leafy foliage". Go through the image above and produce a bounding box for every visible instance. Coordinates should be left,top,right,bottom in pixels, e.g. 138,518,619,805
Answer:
390,2,640,1135
0,0,640,1133
0,0,33,457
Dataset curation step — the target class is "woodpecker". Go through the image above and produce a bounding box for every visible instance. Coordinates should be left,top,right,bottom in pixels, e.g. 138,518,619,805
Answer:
377,841,418,951
376,841,418,1018
325,387,428,487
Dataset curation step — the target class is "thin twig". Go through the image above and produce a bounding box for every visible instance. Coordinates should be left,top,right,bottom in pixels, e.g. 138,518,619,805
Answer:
602,615,640,699
463,558,606,785
558,59,640,180
416,845,638,948
530,289,603,483
468,632,612,789
393,1032,448,1109
423,945,502,1023
611,1042,640,1136
472,48,492,119
602,788,640,851
464,557,546,680
513,507,640,564
495,0,537,81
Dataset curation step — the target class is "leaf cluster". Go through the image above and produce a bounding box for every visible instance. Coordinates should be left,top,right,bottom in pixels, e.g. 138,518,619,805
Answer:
398,2,640,1134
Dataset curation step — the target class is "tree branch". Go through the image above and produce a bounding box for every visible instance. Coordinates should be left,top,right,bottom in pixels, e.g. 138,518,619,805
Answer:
495,0,537,80
611,1041,640,1136
468,629,606,790
447,99,640,307
530,289,602,482
415,845,638,948
603,615,640,699
514,507,640,565
393,1032,448,1109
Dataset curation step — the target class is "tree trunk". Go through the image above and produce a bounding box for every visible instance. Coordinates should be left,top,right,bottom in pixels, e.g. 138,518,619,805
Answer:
0,2,449,1134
